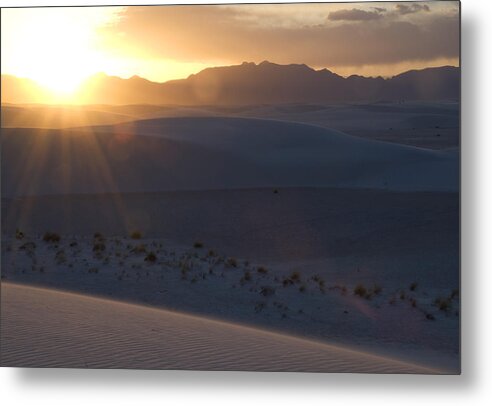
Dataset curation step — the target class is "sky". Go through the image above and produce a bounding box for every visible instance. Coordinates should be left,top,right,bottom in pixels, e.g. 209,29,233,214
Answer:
1,1,460,95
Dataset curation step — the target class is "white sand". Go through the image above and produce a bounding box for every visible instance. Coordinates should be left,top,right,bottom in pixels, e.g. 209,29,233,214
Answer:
2,116,458,198
0,283,440,373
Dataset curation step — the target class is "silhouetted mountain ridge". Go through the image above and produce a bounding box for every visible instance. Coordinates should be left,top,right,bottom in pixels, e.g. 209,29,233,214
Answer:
1,62,459,105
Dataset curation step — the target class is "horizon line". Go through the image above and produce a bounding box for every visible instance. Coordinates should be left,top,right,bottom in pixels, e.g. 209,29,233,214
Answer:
2,60,461,88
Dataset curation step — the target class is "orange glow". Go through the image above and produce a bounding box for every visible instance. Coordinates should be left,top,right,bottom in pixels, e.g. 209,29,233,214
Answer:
1,7,209,103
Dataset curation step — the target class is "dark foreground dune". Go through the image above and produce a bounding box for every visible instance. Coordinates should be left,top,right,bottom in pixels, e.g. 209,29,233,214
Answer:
0,283,442,373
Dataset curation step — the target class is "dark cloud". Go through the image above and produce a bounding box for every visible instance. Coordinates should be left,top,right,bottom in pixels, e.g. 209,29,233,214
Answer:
104,4,459,69
396,3,431,15
328,8,383,21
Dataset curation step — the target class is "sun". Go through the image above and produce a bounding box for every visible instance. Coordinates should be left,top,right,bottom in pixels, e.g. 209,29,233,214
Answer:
1,7,124,99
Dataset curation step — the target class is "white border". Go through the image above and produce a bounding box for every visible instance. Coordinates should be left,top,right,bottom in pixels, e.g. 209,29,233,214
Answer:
1,0,491,405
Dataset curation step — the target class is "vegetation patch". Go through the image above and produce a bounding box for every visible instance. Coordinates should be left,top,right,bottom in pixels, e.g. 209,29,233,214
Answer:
43,232,61,243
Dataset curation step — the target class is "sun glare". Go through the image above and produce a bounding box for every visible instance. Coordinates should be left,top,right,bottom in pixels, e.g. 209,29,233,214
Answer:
1,7,124,99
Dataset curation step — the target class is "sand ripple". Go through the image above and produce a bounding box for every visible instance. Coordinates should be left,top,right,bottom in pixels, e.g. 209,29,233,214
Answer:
1,283,439,373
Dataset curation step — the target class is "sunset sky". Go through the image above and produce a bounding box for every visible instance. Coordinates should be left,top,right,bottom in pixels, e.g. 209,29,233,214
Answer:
1,2,459,95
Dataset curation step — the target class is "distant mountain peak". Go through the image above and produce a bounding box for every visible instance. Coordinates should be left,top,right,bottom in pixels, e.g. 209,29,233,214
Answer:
1,63,459,105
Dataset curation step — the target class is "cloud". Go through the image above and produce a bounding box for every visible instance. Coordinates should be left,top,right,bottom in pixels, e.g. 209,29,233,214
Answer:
328,8,384,21
396,3,431,15
101,4,459,70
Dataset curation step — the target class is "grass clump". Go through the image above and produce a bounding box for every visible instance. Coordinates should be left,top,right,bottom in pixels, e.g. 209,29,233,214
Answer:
260,286,275,297
311,274,326,290
19,242,36,251
43,232,61,243
226,257,238,268
434,297,452,312
410,282,418,291
257,266,268,275
93,243,106,253
282,278,294,287
144,252,157,263
353,284,367,297
193,241,204,249
15,229,25,240
130,231,142,240
289,271,301,283
240,271,252,285
131,244,147,254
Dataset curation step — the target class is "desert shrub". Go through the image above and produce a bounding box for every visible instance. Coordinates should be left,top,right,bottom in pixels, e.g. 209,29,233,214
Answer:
410,298,417,308
88,267,99,274
93,243,106,252
15,229,24,240
43,232,61,243
243,271,252,281
257,266,268,275
354,284,367,297
131,244,147,254
282,278,294,287
410,282,418,291
19,242,36,251
193,241,204,249
299,285,306,293
289,271,301,283
435,297,451,312
373,285,382,295
226,257,238,268
93,232,104,240
311,274,325,289
145,252,157,263
207,249,217,257
426,313,435,321
130,231,142,240
450,288,459,300
399,291,406,300
260,286,275,297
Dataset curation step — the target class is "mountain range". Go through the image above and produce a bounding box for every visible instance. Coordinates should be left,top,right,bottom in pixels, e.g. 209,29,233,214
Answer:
1,61,460,105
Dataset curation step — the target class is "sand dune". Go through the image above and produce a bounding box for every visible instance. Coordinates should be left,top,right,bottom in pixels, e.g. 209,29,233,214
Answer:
0,283,441,373
2,117,458,197
1,101,460,149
